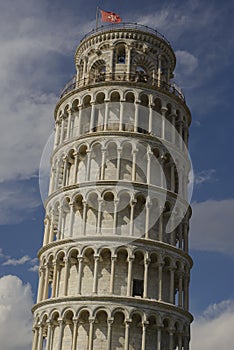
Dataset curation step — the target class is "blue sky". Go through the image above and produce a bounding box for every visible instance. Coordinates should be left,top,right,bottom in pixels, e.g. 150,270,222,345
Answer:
0,0,234,349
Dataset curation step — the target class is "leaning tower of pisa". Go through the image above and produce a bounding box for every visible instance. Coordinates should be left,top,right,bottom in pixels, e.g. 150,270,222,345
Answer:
32,23,193,350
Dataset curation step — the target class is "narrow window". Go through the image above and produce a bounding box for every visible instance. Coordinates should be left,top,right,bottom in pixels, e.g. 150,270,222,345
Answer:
117,45,126,63
133,279,143,297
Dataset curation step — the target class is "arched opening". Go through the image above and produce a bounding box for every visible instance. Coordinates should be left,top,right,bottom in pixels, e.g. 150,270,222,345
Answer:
77,144,87,183
120,143,132,181
117,192,131,235
90,143,102,181
161,319,170,349
124,93,135,131
114,249,128,295
162,257,171,302
62,310,74,349
132,251,144,298
67,249,79,295
56,251,66,297
81,248,94,294
111,312,125,349
66,149,75,186
60,197,70,239
93,311,108,350
104,142,118,180
90,59,106,82
81,95,91,134
97,249,111,294
86,192,99,234
116,44,126,64
77,310,90,349
73,194,84,237
51,312,60,349
101,192,115,232
152,98,162,137
135,66,148,82
95,92,105,131
148,253,159,299
146,316,157,350
129,313,142,350
109,92,120,129
133,194,146,237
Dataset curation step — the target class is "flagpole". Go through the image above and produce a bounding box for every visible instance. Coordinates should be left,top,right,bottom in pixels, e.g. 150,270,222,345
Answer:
96,6,99,30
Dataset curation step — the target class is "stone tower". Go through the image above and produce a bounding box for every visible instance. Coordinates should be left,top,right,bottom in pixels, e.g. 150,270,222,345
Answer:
32,23,193,350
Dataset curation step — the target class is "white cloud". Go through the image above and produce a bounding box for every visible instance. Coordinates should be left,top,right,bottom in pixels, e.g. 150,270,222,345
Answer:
194,169,216,185
175,50,198,75
0,275,33,350
190,199,234,255
3,255,31,266
0,1,91,183
191,299,234,349
29,264,39,273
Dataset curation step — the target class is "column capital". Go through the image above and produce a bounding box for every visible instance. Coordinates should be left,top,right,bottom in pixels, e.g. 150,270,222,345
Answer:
124,318,132,326
142,320,149,327
94,254,100,261
107,317,114,325
78,256,84,263
89,317,95,324
111,255,117,261
127,255,135,262
144,258,151,265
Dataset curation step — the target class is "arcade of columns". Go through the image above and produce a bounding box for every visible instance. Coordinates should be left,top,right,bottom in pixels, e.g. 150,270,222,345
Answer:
32,23,193,350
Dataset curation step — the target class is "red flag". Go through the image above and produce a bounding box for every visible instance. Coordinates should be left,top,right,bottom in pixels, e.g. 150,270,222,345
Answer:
100,10,122,23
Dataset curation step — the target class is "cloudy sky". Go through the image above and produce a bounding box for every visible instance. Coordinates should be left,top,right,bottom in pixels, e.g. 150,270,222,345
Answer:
0,0,233,349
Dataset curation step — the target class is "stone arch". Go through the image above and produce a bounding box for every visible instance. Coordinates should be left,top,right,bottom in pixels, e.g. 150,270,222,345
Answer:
114,42,127,64
97,248,111,294
67,248,79,296
135,143,147,183
73,193,84,237
93,310,108,350
151,98,162,137
90,142,102,181
148,252,159,299
132,250,145,298
162,256,172,302
133,192,146,236
101,191,115,233
76,309,90,350
117,191,131,235
50,311,60,349
150,147,161,187
93,92,106,131
148,196,160,240
104,141,118,180
80,94,92,134
89,59,107,83
81,247,95,295
76,143,88,184
66,148,75,186
146,315,158,350
56,250,66,297
114,248,128,295
129,313,143,350
60,196,70,239
61,309,74,349
120,142,133,181
161,318,170,349
111,310,126,349
86,191,99,234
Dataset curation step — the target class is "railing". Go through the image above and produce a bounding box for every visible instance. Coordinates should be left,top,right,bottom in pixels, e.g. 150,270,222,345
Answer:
80,22,171,46
60,73,185,102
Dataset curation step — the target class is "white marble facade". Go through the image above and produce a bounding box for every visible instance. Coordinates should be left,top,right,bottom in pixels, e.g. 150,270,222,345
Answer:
32,23,193,350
